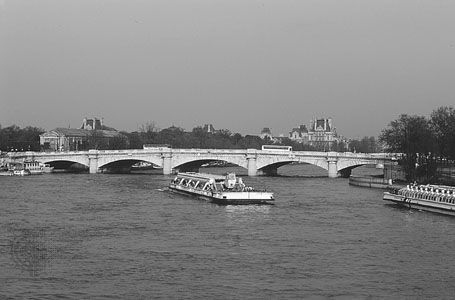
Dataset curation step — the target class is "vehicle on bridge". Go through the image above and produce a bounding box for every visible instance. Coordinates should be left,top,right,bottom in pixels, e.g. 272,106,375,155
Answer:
143,144,171,150
261,145,292,152
169,172,275,205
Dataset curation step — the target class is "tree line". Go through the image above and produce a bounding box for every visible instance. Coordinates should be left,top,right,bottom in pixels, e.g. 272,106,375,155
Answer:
5,105,454,163
0,122,378,153
379,106,455,182
0,125,44,152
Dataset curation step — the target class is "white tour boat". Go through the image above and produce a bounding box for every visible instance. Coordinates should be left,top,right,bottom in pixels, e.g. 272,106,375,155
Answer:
23,161,44,175
383,184,455,216
169,172,275,205
21,161,54,174
0,161,53,176
0,163,31,176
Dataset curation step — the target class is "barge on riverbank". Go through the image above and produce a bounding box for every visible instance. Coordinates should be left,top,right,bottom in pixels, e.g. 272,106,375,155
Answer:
383,184,455,216
169,172,274,205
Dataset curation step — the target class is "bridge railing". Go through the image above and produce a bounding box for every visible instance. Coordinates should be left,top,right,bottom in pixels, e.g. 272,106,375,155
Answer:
174,149,247,154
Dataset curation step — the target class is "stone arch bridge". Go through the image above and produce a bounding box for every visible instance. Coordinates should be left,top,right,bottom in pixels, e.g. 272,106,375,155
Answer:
6,149,396,178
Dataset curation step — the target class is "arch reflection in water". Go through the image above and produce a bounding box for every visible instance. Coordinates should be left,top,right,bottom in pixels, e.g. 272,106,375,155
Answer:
224,205,271,223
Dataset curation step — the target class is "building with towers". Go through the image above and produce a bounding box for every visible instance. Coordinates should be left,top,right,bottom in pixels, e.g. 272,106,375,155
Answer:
289,117,346,150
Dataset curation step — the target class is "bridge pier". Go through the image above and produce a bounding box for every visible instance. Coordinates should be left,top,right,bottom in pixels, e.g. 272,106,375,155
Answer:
162,152,172,175
246,149,257,176
327,158,339,178
88,150,99,174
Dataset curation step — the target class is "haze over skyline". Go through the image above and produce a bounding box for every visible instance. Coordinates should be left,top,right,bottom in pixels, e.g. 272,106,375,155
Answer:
1,0,454,138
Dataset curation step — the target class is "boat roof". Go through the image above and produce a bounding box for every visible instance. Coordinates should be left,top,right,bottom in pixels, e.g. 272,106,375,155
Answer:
175,172,227,181
415,184,454,189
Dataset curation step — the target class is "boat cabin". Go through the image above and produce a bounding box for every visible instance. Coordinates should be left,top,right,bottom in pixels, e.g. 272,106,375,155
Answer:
171,173,248,192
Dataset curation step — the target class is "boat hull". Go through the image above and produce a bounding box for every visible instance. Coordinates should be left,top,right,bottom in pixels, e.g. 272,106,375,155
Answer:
28,169,43,175
383,192,455,216
169,185,274,205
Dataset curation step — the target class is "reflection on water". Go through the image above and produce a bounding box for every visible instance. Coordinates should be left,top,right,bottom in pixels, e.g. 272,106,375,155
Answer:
224,205,271,225
225,204,271,215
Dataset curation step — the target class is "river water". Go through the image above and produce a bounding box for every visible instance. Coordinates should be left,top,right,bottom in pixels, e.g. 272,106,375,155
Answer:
1,164,454,299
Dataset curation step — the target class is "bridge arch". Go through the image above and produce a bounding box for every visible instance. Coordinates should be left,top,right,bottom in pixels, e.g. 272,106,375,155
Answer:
256,157,329,171
255,156,330,176
39,157,89,167
257,161,293,176
337,159,380,172
96,159,161,173
171,155,248,172
336,159,382,178
97,156,164,170
36,158,89,172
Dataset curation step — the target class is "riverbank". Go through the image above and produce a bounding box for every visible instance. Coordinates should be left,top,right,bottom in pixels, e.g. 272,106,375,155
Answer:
349,175,393,189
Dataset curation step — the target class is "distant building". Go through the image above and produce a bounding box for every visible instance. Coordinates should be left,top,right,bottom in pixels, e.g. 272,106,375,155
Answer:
80,117,102,130
260,127,273,140
40,117,123,151
258,128,285,144
289,125,309,144
289,117,346,150
203,124,217,134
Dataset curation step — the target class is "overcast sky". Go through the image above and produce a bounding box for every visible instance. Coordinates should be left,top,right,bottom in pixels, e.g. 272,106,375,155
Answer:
1,0,454,138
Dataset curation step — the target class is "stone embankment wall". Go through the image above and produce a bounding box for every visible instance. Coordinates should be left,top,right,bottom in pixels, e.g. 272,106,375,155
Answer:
349,175,392,189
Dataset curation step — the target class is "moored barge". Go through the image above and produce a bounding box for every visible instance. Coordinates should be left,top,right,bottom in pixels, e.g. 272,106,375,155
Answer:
169,172,275,205
383,184,455,216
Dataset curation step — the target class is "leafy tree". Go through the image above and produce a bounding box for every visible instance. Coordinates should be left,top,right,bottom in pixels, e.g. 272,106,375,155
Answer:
430,106,455,160
348,136,378,153
110,133,130,150
139,121,159,145
87,130,107,150
380,114,436,181
331,140,349,152
124,132,145,149
237,135,263,149
0,125,44,151
192,126,210,148
155,126,186,148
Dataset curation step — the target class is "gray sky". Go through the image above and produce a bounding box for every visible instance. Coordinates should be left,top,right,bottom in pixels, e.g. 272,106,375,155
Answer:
1,0,454,138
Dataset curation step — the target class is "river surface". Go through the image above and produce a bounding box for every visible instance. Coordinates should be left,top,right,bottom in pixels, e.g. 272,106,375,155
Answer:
1,164,455,299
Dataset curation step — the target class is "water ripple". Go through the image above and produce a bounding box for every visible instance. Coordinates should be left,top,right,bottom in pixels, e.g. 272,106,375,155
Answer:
1,165,455,298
